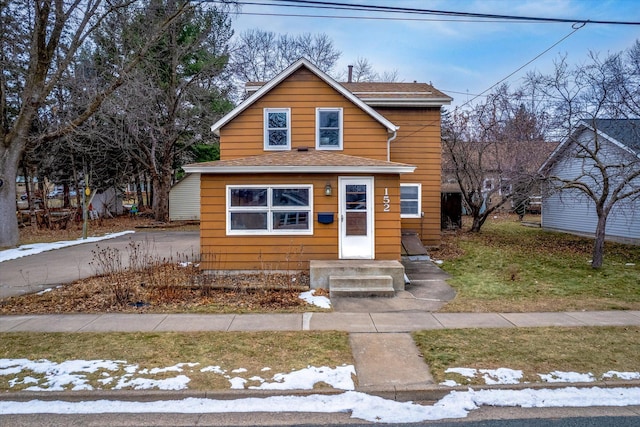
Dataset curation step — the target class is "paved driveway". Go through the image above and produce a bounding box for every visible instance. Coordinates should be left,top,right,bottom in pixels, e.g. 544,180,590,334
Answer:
0,231,199,299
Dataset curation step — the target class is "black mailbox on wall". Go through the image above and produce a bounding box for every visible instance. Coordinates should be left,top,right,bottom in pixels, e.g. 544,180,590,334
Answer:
317,212,334,224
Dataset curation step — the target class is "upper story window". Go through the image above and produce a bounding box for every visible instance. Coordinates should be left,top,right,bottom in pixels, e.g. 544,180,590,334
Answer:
264,108,291,150
400,183,421,218
316,108,343,150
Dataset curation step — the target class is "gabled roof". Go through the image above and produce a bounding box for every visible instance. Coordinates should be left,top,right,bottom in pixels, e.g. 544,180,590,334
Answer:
341,82,452,107
590,119,640,155
182,148,415,174
539,119,640,172
211,58,398,135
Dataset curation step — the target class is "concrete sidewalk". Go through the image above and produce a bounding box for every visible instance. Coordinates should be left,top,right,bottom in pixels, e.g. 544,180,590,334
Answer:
2,310,640,333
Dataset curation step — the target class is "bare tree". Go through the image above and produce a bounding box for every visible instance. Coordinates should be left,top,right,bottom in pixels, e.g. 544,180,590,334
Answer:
97,0,233,222
231,29,341,82
338,57,399,82
442,84,550,232
0,0,192,247
528,42,640,268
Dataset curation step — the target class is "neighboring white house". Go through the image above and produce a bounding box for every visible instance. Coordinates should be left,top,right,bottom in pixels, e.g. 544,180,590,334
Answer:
539,119,640,244
169,173,200,221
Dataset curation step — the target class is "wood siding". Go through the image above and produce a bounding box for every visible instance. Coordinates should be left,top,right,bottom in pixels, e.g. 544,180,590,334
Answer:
379,107,442,246
219,68,390,160
200,173,401,271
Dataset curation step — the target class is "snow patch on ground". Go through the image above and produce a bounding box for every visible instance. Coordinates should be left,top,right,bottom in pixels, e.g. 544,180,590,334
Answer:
299,289,331,308
441,367,639,386
2,387,640,423
0,358,354,392
0,231,135,263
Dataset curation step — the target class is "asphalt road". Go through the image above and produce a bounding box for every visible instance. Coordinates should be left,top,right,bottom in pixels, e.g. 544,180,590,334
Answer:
2,410,640,426
0,231,199,298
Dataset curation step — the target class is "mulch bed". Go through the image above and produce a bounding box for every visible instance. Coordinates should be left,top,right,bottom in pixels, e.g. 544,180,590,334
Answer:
0,264,323,314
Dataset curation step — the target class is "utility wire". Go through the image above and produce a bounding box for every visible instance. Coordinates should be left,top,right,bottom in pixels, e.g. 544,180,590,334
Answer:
226,0,640,26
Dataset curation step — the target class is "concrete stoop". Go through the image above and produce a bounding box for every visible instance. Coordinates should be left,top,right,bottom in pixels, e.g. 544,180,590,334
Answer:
310,260,405,297
329,275,395,298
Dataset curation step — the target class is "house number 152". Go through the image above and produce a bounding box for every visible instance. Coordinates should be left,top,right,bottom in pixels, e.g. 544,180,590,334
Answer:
383,188,390,212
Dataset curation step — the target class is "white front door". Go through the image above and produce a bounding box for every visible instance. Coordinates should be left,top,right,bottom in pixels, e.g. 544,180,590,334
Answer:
339,177,374,259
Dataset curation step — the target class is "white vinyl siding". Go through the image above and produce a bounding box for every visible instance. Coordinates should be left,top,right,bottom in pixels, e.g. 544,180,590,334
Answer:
541,128,640,242
169,173,200,221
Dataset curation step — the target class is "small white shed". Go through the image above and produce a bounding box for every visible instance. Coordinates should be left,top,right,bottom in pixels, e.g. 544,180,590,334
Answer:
169,173,200,221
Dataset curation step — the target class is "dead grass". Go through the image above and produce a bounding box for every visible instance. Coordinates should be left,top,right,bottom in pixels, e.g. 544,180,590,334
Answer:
436,214,640,312
0,331,352,391
413,326,640,385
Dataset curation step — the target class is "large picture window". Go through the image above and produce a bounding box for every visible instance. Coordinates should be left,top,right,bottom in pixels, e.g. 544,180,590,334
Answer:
316,108,343,150
227,185,313,235
264,108,291,150
400,183,421,218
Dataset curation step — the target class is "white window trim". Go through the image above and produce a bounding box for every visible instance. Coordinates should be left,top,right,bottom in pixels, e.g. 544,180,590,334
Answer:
400,183,422,218
226,184,314,235
316,107,343,150
264,108,291,150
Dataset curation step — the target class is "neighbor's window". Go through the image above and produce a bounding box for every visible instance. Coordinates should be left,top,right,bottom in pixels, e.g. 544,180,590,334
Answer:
400,183,421,218
227,185,313,235
264,108,291,150
316,108,343,150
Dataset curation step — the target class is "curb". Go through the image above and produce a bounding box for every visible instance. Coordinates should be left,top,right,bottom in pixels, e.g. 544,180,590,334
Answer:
2,380,639,403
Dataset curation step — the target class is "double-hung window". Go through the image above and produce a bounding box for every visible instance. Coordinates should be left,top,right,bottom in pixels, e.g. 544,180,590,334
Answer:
227,185,313,235
264,108,291,150
316,108,343,150
400,183,421,218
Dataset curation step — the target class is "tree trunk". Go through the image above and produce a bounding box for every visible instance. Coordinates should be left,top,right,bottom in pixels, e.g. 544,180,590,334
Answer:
152,166,172,222
0,146,21,247
591,213,608,269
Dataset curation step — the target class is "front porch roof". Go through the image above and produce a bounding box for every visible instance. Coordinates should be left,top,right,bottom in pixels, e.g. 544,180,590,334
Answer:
183,149,416,174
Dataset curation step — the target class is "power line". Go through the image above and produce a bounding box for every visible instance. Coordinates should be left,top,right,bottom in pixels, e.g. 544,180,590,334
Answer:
229,0,640,26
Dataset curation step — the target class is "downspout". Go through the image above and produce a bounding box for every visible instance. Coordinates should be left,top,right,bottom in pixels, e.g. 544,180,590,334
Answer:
387,128,398,162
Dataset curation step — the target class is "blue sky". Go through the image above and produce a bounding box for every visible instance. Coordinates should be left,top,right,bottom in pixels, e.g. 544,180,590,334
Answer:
228,0,640,107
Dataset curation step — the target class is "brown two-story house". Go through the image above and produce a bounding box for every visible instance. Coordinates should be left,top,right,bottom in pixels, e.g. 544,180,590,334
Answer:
183,58,451,284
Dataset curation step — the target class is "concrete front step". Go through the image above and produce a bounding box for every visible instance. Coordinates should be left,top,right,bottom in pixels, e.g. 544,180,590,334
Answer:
329,275,395,298
310,260,405,291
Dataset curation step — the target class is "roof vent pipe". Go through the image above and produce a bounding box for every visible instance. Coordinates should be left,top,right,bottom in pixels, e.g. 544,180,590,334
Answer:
348,65,353,83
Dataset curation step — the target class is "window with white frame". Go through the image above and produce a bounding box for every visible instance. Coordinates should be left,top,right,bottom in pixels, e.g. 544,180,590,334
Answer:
316,108,343,149
227,185,313,235
400,183,421,218
264,108,291,150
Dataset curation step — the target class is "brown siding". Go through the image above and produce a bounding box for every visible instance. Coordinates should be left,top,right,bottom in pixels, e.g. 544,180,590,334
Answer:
200,173,401,271
380,107,442,246
219,68,390,161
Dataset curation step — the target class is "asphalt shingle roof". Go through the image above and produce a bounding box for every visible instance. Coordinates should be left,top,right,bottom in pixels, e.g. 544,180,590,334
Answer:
184,149,415,173
591,119,640,154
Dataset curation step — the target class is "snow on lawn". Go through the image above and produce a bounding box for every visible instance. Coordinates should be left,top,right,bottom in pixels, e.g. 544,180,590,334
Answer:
1,387,640,423
441,367,640,386
0,358,355,392
0,231,134,263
